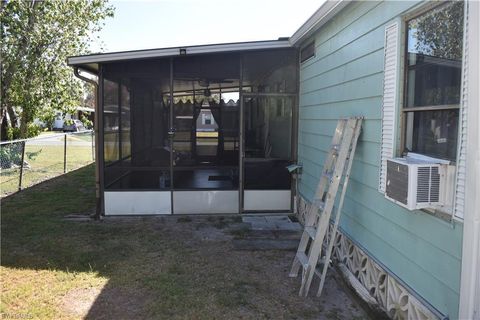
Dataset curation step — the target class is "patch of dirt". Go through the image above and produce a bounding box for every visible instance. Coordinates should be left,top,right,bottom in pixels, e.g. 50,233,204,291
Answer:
62,287,102,318
88,215,373,319
62,286,153,320
84,287,153,320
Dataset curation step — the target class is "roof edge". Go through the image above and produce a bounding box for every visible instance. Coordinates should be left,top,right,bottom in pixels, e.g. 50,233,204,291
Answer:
289,0,350,46
68,39,291,66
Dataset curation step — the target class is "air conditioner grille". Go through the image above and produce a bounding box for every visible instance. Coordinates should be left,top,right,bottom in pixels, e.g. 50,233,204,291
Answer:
430,167,440,202
416,166,440,203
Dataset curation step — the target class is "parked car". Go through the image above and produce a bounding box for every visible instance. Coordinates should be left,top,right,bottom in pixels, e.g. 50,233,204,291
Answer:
63,120,85,132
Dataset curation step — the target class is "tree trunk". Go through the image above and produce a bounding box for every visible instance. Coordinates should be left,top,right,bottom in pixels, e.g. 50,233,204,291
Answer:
0,109,8,141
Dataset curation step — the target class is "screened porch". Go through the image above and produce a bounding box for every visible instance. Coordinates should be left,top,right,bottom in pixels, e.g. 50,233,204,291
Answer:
72,43,298,214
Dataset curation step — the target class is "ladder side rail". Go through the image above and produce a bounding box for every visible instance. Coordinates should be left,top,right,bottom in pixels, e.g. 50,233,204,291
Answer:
289,120,346,277
317,118,363,297
313,119,357,234
311,120,346,211
298,120,357,296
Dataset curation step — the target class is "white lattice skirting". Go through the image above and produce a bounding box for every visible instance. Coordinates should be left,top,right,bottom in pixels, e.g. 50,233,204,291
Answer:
297,197,445,320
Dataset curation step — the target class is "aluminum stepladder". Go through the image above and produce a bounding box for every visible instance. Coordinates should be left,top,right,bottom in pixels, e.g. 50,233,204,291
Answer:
289,117,363,297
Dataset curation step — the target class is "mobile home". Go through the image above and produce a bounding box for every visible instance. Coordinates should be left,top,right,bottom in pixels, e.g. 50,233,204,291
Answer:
69,1,479,319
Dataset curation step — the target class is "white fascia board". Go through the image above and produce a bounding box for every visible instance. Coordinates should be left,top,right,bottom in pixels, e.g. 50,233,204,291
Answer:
289,0,349,46
459,1,480,319
67,40,291,66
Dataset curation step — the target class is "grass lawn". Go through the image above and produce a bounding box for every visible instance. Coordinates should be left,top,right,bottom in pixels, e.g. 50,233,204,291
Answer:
39,131,93,141
1,165,369,320
1,144,93,197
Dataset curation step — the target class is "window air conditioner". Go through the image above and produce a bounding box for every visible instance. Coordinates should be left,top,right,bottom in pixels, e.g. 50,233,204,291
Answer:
385,154,450,211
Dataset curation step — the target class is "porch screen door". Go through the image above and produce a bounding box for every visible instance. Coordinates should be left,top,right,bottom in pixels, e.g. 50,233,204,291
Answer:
241,94,295,212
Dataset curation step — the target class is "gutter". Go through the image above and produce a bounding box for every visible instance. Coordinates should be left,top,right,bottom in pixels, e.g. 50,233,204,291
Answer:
73,67,102,220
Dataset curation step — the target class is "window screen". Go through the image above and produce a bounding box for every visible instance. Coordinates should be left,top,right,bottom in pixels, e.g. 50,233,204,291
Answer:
404,1,463,161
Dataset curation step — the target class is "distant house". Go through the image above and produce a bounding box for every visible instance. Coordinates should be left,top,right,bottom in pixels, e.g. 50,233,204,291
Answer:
196,106,217,132
68,1,479,319
52,106,94,130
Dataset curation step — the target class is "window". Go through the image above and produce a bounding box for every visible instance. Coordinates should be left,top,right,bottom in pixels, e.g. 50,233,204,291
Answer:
103,79,120,165
403,2,464,161
300,41,315,63
203,113,212,125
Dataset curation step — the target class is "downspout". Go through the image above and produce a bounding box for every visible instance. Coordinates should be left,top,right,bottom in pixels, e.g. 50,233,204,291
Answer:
74,67,102,219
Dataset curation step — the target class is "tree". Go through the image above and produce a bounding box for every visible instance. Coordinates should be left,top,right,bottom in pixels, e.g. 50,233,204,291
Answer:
0,0,114,140
412,1,464,61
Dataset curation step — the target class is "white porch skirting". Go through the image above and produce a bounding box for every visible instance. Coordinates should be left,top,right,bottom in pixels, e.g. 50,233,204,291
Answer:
243,190,291,211
173,190,238,214
104,191,171,215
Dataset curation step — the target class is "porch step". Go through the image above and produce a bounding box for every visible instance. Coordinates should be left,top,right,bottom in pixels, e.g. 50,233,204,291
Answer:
242,216,302,231
233,239,299,251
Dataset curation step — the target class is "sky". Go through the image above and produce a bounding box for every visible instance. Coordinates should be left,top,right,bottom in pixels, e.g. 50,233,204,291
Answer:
90,0,325,53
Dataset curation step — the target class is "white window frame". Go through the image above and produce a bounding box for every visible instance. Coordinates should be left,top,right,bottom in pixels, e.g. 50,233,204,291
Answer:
458,2,480,317
379,2,467,220
401,2,462,163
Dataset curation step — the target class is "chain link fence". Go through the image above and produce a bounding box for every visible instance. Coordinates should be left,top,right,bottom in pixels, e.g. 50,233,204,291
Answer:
0,131,95,197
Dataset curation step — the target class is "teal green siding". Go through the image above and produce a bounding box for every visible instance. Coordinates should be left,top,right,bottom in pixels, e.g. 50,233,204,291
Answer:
298,1,463,318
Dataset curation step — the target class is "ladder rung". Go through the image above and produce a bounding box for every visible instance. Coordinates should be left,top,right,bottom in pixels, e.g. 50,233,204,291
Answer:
305,226,316,239
297,251,327,274
319,257,327,266
330,144,340,156
314,257,328,276
322,171,333,180
313,199,325,211
296,252,309,269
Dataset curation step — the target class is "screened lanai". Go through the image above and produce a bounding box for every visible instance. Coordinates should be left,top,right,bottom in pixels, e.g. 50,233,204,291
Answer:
69,41,298,215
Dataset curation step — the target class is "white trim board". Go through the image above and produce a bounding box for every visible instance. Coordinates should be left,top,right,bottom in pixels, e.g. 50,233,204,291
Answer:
459,1,480,319
289,0,350,46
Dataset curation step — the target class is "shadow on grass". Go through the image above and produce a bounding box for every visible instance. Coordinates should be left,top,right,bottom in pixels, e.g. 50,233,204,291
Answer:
1,164,206,319
1,165,150,318
1,164,371,320
1,165,266,319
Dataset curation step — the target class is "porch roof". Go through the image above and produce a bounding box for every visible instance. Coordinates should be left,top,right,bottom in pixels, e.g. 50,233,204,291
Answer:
67,39,291,73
